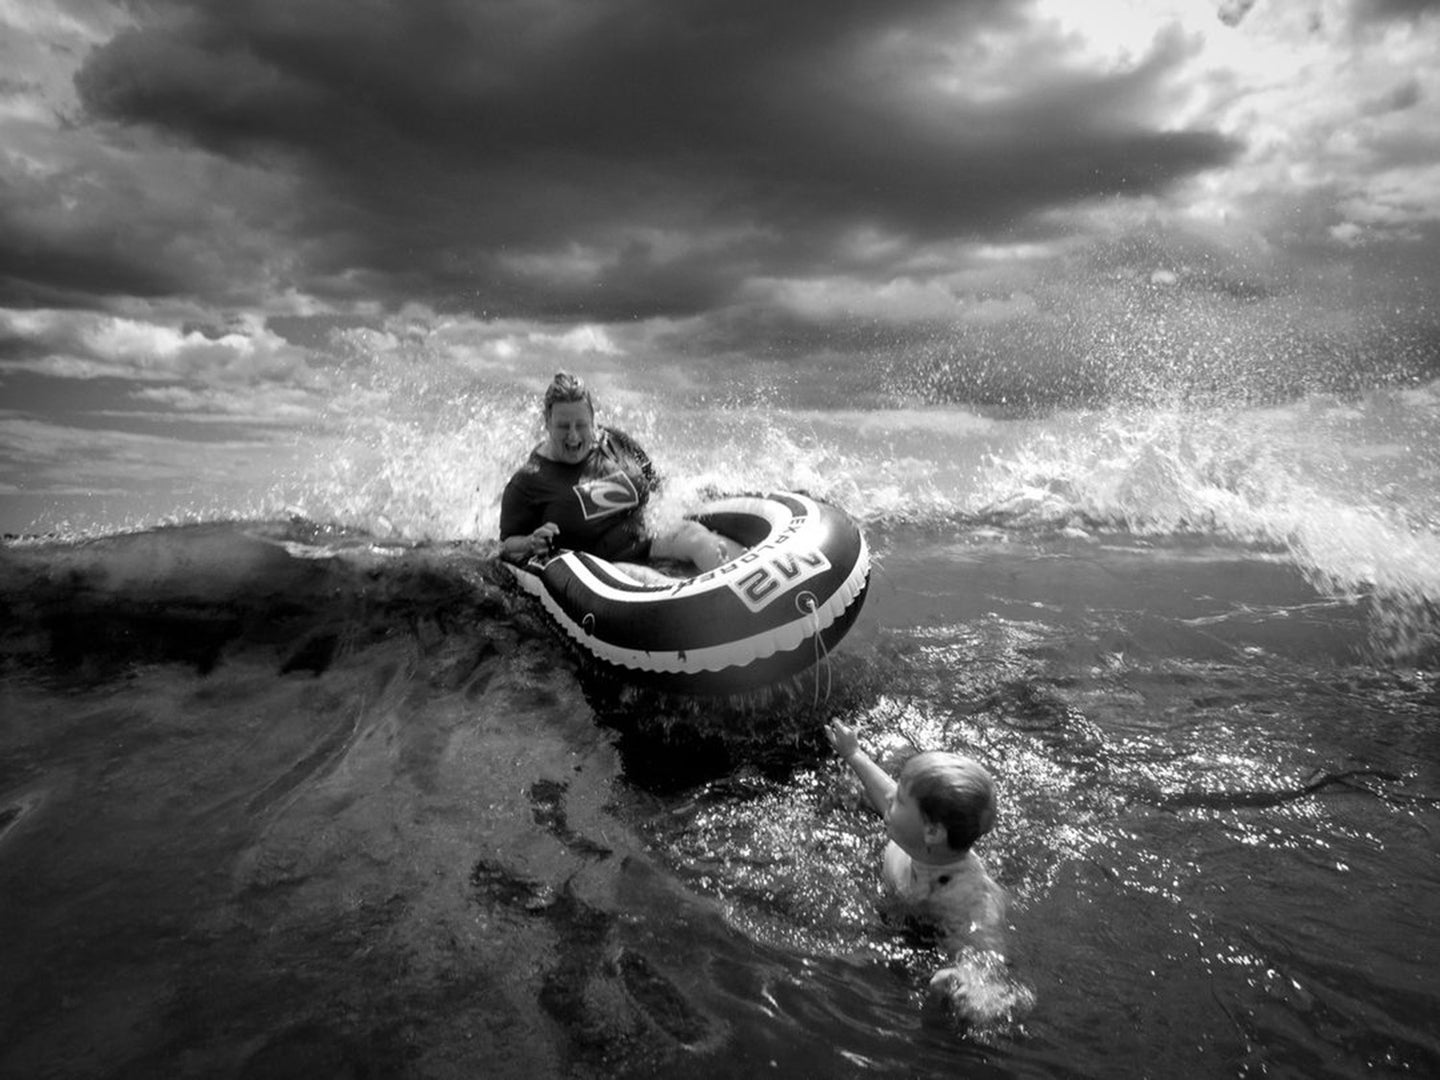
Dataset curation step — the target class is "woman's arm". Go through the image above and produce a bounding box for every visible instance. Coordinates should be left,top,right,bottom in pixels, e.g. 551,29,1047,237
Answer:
498,468,558,562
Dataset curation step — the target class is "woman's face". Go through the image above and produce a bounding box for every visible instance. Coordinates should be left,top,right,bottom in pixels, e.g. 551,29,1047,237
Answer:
544,400,595,464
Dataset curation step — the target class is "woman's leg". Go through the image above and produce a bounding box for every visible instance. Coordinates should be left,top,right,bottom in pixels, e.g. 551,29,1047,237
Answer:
651,520,744,571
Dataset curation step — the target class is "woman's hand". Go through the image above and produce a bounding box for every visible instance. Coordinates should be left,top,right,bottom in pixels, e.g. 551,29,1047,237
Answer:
528,522,560,557
504,523,560,561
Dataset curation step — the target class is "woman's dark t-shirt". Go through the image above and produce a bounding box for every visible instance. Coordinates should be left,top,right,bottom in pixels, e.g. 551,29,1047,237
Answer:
498,427,658,561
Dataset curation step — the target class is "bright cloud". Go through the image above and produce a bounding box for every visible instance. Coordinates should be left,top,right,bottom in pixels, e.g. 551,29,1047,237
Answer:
1,308,317,384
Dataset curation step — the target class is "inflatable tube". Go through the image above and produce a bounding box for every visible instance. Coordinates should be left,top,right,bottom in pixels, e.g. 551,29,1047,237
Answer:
506,491,870,695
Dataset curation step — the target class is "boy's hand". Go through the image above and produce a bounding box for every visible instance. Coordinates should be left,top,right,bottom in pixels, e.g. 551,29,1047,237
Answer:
824,720,859,759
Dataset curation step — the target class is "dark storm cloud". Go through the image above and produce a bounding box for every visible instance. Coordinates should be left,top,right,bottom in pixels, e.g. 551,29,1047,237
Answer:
1361,0,1440,21
0,228,180,310
1217,0,1258,28
69,0,1239,319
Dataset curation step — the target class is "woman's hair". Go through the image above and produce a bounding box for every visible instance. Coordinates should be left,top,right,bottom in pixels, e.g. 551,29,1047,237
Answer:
901,751,997,854
543,372,594,418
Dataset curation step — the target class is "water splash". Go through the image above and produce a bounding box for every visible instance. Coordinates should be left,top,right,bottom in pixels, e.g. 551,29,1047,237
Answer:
972,383,1440,659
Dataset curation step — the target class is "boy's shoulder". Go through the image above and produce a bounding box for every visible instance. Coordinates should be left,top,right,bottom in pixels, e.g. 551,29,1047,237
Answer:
882,843,1007,957
882,843,1003,915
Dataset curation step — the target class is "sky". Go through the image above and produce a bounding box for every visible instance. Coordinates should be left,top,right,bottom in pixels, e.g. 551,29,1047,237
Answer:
3,0,1440,532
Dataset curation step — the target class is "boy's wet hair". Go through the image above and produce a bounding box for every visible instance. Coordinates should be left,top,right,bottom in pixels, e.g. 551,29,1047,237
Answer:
901,751,997,853
544,371,594,418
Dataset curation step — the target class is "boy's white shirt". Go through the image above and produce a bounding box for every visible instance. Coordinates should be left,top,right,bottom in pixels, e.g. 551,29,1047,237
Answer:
881,840,1007,955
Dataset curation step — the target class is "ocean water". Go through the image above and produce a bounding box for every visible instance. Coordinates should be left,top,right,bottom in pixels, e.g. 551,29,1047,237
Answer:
2,314,1439,1077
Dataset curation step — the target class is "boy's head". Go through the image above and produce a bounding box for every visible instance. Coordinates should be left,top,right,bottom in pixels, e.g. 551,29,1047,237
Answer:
892,751,997,857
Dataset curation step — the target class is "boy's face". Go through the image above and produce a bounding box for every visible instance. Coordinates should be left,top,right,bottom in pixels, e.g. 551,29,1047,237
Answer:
885,775,941,859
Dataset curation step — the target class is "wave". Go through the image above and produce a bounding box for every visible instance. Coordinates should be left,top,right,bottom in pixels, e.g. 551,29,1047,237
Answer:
276,370,1440,604
10,361,1436,662
971,388,1440,611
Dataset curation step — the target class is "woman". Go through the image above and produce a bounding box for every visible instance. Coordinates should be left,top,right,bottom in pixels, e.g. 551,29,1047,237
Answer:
498,373,742,570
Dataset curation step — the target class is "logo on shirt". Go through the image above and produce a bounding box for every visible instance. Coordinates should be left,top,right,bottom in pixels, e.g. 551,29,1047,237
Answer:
574,471,640,520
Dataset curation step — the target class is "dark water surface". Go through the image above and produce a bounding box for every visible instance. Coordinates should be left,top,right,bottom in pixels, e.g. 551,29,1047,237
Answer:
2,520,1436,1078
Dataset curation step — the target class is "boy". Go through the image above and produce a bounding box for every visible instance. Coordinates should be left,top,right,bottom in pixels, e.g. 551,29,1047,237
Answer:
825,720,1027,1022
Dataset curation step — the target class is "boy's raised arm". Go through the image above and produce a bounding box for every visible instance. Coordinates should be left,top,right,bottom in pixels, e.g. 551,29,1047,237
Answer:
825,721,897,817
